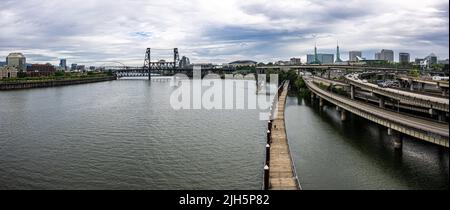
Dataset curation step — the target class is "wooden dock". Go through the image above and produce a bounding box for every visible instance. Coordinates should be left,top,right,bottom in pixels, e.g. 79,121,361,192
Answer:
264,81,300,190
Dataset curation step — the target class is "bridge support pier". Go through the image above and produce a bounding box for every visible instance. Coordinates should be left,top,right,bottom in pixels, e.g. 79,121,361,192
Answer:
311,92,315,101
429,108,435,118
437,111,447,123
350,85,355,100
340,110,347,121
388,128,403,150
379,96,385,109
442,89,449,97
319,97,324,107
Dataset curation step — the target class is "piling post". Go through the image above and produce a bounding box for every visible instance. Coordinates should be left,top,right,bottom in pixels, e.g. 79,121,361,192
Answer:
264,165,270,190
340,110,347,121
266,144,270,165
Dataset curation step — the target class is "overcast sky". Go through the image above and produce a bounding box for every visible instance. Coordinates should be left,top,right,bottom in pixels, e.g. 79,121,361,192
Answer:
0,0,448,66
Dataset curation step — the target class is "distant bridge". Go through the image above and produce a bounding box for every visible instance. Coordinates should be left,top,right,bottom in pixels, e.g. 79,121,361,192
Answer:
256,65,412,74
101,48,223,79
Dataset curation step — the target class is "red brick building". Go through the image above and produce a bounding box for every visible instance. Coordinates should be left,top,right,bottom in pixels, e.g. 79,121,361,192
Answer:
26,64,56,77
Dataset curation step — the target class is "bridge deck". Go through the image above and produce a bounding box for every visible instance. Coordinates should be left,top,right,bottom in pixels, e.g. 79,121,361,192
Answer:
305,77,449,147
312,76,348,87
399,76,449,88
345,75,449,112
269,81,300,190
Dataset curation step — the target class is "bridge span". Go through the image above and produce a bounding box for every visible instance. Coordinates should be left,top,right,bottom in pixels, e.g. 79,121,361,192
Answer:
304,77,449,148
264,81,301,190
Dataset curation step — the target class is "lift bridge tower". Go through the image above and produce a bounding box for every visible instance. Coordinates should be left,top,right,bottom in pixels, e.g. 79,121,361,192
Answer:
143,48,180,80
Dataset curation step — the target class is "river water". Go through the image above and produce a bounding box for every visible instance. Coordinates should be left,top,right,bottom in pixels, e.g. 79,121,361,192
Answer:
285,95,449,190
0,79,448,190
0,79,267,189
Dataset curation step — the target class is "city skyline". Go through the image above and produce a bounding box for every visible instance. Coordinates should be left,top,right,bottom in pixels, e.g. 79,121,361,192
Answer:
0,0,448,65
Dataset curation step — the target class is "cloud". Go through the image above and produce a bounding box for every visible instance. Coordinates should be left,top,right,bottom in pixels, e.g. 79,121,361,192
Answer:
0,0,448,65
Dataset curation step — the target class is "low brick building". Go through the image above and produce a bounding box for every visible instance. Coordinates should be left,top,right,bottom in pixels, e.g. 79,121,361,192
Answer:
27,64,56,77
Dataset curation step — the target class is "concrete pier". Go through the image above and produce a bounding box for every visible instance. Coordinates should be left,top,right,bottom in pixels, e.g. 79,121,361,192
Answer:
379,96,385,109
350,85,355,100
265,81,300,190
340,109,347,121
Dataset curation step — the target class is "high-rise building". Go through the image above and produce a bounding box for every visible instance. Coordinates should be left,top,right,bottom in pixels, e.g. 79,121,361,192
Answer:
375,52,381,60
415,58,424,65
307,54,334,64
425,53,438,66
380,49,394,62
6,52,26,71
399,53,410,64
438,59,449,65
71,63,78,70
349,51,362,62
59,59,67,70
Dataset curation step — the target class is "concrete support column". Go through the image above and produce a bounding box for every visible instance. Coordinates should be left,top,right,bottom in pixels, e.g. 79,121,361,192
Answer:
392,133,403,150
379,96,385,109
311,92,315,101
437,111,446,122
336,106,340,111
409,81,414,91
350,85,355,100
429,108,435,118
388,128,403,150
340,110,347,121
319,97,324,107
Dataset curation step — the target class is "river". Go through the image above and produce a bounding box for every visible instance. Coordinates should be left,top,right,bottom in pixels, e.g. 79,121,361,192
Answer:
0,79,267,189
0,79,448,190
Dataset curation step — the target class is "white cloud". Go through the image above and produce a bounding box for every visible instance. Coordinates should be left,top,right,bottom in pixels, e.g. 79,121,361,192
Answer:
0,0,448,65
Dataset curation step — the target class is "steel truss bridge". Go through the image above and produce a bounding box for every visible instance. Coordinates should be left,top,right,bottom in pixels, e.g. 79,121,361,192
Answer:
101,48,219,79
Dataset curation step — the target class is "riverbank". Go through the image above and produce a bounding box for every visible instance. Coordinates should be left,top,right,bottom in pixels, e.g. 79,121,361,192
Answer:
0,76,116,90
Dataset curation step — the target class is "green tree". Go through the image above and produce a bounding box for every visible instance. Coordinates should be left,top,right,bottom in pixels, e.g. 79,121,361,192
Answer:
54,71,65,77
409,69,420,78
